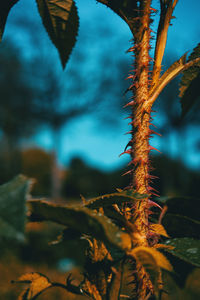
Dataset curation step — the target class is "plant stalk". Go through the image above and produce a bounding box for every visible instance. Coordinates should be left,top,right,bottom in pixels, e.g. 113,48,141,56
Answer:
128,1,154,298
130,0,152,247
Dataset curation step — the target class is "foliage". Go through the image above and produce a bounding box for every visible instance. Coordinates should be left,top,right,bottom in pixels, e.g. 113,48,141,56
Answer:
0,0,200,299
179,43,200,117
0,253,86,300
0,175,32,243
35,0,79,68
164,238,200,267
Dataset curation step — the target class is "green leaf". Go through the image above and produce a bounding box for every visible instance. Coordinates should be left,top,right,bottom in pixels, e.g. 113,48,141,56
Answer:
160,196,200,239
0,175,33,242
36,0,79,68
0,0,19,41
162,214,200,239
160,196,200,222
28,200,132,251
13,272,52,300
164,238,200,267
179,43,200,117
96,0,138,33
85,190,148,210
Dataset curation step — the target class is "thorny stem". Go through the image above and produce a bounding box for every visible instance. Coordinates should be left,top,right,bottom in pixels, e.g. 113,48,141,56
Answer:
125,0,155,298
130,0,151,246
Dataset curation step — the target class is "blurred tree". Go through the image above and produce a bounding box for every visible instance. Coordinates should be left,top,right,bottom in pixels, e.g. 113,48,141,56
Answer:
0,41,41,142
25,31,131,199
0,41,43,180
62,154,200,201
62,156,128,199
0,13,134,200
21,148,53,196
33,66,91,200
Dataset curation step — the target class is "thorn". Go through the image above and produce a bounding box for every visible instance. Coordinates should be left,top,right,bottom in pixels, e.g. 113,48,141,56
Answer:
148,186,159,193
159,205,168,224
126,74,136,80
148,200,162,210
150,129,162,137
124,115,132,120
148,175,159,180
122,170,133,176
123,100,135,108
119,149,132,157
151,191,160,197
124,131,133,135
128,120,136,126
124,140,133,151
149,146,161,153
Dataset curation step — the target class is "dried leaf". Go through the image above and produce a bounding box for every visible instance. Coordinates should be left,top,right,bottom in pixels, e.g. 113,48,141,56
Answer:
14,272,52,299
129,246,173,272
150,224,169,238
82,279,102,300
36,0,79,68
153,243,175,251
18,289,29,300
128,246,172,296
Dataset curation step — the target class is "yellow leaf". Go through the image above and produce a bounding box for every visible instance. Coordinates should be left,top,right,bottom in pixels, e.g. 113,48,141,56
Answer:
15,272,52,299
16,272,43,283
150,224,169,238
129,246,173,272
18,289,29,300
154,243,175,250
29,276,51,298
83,279,102,300
119,232,132,250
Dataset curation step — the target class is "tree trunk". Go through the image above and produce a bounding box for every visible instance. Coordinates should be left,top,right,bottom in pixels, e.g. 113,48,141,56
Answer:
51,128,62,200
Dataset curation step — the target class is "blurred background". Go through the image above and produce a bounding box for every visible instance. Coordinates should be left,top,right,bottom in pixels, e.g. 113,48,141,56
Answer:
0,0,200,298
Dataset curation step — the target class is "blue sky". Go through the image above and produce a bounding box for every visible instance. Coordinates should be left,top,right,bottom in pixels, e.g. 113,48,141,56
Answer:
4,0,200,171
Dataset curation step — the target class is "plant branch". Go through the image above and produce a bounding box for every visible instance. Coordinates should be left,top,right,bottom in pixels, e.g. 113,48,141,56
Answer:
151,0,178,87
147,56,200,108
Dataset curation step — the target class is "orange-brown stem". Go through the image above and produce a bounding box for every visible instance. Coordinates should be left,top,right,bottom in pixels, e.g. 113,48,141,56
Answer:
127,1,154,298
130,0,152,247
